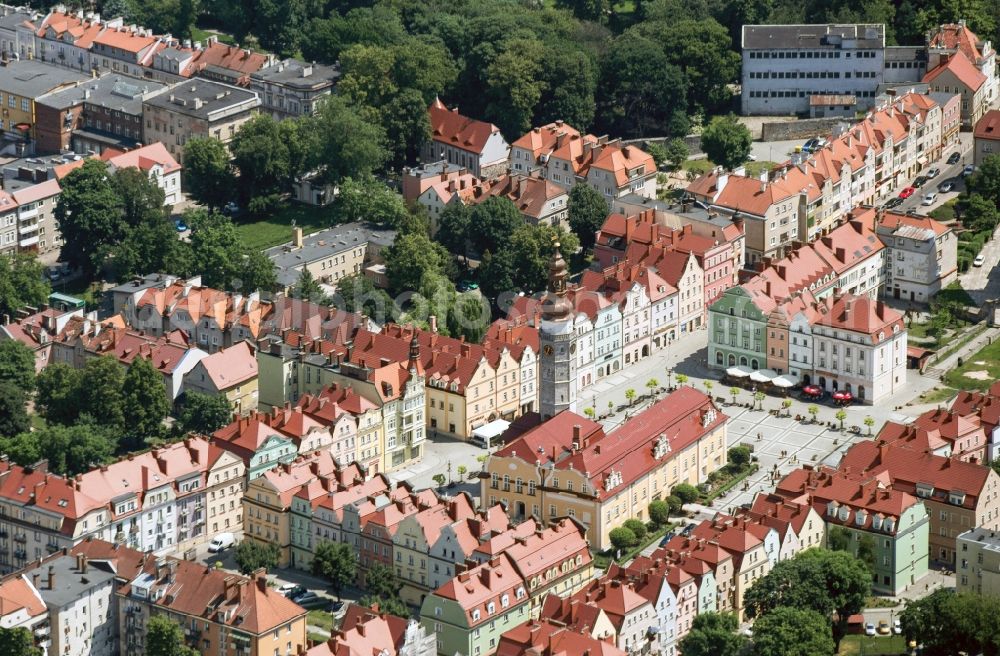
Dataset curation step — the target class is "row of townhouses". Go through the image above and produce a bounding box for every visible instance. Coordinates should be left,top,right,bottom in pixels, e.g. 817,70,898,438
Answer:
690,91,954,264
741,21,997,126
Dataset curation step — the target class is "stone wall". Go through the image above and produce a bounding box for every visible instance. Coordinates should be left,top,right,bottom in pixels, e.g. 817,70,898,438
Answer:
760,117,847,142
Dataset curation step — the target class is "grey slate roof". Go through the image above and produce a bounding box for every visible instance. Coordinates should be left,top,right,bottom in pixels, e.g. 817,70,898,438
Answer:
0,60,88,98
742,24,885,50
250,58,340,90
37,73,166,112
24,554,115,609
264,222,396,288
143,79,259,119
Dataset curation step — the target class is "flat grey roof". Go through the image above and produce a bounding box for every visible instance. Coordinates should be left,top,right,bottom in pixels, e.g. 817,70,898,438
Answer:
37,73,166,113
959,528,1000,552
742,24,885,50
264,222,396,287
0,10,34,31
406,160,465,180
25,555,115,609
885,46,927,61
0,60,89,98
251,58,339,90
143,79,259,119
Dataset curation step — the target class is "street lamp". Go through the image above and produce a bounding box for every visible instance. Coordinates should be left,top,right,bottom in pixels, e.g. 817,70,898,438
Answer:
667,367,673,390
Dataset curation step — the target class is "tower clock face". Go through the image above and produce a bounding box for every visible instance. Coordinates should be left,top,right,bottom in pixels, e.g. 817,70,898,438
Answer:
543,345,554,356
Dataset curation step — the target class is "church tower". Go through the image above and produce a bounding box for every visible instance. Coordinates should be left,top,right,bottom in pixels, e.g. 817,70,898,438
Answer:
538,242,577,421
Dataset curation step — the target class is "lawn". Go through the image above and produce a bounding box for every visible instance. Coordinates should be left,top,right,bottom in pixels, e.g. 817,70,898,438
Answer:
50,276,103,310
682,158,715,176
838,635,907,655
307,609,335,632
943,330,1000,391
744,160,779,177
916,386,958,405
929,197,959,222
190,26,236,46
235,202,341,251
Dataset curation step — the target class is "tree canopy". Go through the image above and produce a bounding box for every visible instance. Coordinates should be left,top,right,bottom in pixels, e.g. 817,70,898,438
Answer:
0,253,50,319
899,589,1000,656
700,114,753,171
568,184,610,250
751,606,835,656
678,612,745,656
146,614,199,656
233,540,279,574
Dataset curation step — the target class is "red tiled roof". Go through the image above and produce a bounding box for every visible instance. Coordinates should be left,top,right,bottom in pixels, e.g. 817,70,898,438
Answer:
429,98,503,156
497,618,626,656
923,51,986,91
975,109,1000,141
929,23,985,63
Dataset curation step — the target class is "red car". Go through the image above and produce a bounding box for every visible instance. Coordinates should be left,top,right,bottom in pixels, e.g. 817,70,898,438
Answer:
898,187,916,199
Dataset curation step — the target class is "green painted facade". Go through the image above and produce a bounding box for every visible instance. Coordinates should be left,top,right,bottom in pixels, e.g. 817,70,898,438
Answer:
247,433,297,479
708,287,768,371
825,503,929,596
420,593,531,656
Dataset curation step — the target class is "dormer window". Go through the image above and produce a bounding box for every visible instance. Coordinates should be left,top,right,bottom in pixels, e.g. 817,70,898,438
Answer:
487,602,495,614
949,490,966,506
916,483,933,498
472,609,480,621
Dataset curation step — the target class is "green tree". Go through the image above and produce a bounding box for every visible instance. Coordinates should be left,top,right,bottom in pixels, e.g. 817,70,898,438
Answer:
121,356,171,451
0,626,42,656
292,269,325,303
864,415,875,435
622,518,647,542
555,0,609,22
700,114,753,171
609,526,637,551
469,196,523,256
77,356,126,437
648,499,670,526
675,373,689,386
672,483,699,504
436,203,472,255
35,362,82,425
335,177,413,231
449,293,490,343
0,253,50,319
781,398,793,415
898,589,1000,656
175,391,233,435
968,153,1000,204
363,562,402,599
312,541,357,600
484,37,547,137
729,386,741,404
55,159,126,277
826,525,850,552
231,114,294,207
807,404,819,422
146,613,199,656
360,593,410,617
240,250,278,294
312,95,388,184
536,47,597,131
333,274,398,322
857,534,876,570
234,540,279,575
568,184,610,251
646,142,668,169
664,138,690,169
182,137,234,209
727,445,751,469
752,606,835,656
678,612,745,656
385,232,456,296
432,473,446,488
962,193,1000,233
187,209,275,292
0,382,28,439
753,390,765,410
477,248,517,303
665,494,682,515
0,340,35,392
744,548,869,648
0,423,113,477
382,87,433,169
656,18,741,113
835,408,847,429
625,388,637,405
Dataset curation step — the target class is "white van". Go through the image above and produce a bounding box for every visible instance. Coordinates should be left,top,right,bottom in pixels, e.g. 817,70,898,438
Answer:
208,532,235,552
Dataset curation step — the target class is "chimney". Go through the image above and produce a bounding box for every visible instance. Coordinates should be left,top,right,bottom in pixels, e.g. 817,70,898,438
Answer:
32,573,39,589
293,226,303,249
47,565,54,590
429,315,438,333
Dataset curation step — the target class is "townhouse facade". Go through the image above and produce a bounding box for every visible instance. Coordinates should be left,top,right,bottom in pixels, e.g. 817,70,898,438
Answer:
482,387,728,550
249,58,339,120
957,528,1000,595
0,438,242,574
142,79,260,163
0,178,62,258
974,109,1000,165
420,517,593,656
183,341,259,413
423,99,509,179
774,464,930,595
509,121,656,199
870,208,957,303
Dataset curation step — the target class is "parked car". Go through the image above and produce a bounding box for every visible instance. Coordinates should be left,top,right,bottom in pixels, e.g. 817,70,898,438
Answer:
223,201,241,216
865,623,877,636
938,180,955,193
457,280,479,292
658,531,677,547
974,254,986,267
208,532,235,552
926,167,941,178
948,152,961,165
681,523,697,537
912,175,929,188
174,218,188,232
893,619,902,635
921,192,937,206
964,164,976,177
898,187,916,199
877,620,891,635
277,583,304,598
884,197,904,209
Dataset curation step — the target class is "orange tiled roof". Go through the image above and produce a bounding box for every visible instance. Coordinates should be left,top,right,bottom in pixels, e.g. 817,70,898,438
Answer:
923,51,987,91
429,98,503,156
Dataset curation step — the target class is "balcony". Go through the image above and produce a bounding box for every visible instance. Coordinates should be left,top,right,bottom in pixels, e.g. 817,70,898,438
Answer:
18,235,38,248
13,533,26,543
18,206,37,220
18,222,37,235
